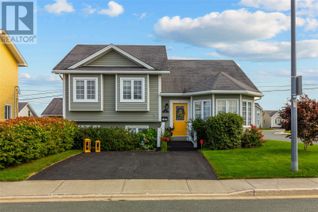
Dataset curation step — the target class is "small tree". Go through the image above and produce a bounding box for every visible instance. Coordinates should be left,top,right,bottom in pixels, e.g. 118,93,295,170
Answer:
280,95,318,150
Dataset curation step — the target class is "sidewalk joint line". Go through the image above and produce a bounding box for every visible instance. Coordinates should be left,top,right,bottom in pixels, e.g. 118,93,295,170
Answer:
120,180,127,194
185,180,192,193
51,181,65,195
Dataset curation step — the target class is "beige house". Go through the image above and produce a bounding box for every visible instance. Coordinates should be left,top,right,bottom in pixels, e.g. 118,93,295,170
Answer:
263,110,282,128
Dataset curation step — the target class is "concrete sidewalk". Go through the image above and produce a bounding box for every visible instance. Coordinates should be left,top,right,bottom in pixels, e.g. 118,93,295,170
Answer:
1,178,318,202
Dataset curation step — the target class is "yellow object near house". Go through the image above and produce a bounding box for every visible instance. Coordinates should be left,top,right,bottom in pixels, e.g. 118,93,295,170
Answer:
0,30,27,121
95,140,101,153
172,103,188,136
83,138,91,153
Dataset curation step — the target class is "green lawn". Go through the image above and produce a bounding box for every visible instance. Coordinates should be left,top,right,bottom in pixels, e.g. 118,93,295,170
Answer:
0,150,81,181
202,140,318,179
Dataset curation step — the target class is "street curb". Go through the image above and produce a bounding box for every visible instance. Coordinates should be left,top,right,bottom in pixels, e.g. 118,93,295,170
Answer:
1,189,318,203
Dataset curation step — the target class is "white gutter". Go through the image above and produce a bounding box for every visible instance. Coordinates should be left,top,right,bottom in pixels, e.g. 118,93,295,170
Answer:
161,90,263,97
52,70,170,75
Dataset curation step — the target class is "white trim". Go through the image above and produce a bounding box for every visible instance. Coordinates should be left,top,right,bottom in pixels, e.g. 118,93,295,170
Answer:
147,74,150,111
100,74,104,111
68,45,155,70
212,94,215,116
158,75,162,122
215,99,240,115
252,99,255,125
68,74,71,111
63,74,66,118
161,90,263,97
115,74,118,111
190,96,193,119
72,77,99,102
4,104,12,120
53,70,170,75
193,99,212,120
239,94,243,116
169,100,190,128
119,77,145,103
125,125,149,133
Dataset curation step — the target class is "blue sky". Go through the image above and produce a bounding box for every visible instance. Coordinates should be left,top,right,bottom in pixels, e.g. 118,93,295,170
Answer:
15,0,318,114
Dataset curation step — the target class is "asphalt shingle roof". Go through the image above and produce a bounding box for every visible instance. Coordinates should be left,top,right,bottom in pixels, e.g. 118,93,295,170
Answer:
53,45,168,70
18,102,28,112
264,110,279,117
162,60,260,93
41,98,63,117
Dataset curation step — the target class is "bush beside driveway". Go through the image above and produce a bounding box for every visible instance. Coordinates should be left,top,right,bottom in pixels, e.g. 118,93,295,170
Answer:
202,140,318,179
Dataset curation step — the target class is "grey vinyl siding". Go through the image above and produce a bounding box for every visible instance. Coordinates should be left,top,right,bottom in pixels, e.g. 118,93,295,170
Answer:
85,50,141,67
65,74,160,123
77,122,161,129
116,75,149,111
242,95,254,101
68,74,102,111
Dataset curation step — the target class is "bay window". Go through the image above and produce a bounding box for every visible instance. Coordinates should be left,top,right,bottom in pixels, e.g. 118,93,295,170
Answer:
242,101,253,126
120,78,145,102
73,77,98,102
216,99,239,114
193,100,211,120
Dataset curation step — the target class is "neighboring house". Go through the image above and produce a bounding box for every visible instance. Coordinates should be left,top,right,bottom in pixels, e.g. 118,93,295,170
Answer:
18,102,38,117
41,98,63,117
263,110,282,128
255,103,263,128
0,30,27,121
52,44,262,147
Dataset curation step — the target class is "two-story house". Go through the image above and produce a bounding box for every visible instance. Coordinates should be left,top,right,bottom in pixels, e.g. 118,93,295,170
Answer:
0,30,27,121
53,44,262,147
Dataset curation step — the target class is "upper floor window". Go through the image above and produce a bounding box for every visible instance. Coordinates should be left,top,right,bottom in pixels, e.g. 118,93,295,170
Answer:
120,77,145,102
4,105,11,120
194,100,211,120
216,99,239,114
242,101,253,126
73,77,98,102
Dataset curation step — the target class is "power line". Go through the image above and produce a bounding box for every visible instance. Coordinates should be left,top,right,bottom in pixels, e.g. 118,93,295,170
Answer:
20,95,62,101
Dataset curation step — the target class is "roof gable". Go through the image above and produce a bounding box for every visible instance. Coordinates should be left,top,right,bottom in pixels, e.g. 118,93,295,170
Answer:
41,98,63,117
84,49,143,68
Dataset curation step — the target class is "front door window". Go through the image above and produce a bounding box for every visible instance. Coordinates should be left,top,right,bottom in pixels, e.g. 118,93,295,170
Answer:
176,106,185,121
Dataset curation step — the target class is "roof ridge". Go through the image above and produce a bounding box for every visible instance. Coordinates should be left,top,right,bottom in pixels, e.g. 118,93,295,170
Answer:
218,72,256,91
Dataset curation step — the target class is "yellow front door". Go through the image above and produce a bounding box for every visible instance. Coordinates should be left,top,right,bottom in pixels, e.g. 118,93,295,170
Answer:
173,103,188,136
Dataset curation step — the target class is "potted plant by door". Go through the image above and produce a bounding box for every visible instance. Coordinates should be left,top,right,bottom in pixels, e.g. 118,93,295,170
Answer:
160,128,174,152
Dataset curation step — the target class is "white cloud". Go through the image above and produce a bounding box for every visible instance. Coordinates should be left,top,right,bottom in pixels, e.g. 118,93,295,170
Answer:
210,40,318,61
155,9,292,46
305,18,318,31
83,5,96,15
134,12,147,20
99,1,124,17
240,0,290,11
20,73,31,79
45,0,74,14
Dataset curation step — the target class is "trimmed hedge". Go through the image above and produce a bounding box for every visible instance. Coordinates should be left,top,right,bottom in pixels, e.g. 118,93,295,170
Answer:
74,127,157,151
0,118,78,169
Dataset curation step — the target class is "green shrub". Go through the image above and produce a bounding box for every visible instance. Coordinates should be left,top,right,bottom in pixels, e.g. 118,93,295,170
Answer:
192,118,208,141
205,113,243,150
241,125,265,148
74,127,157,151
0,118,78,169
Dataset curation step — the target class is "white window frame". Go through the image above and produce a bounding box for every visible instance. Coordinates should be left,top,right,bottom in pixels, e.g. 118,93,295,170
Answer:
216,99,239,115
73,77,98,103
193,100,211,120
242,100,253,127
125,125,149,133
120,77,145,103
4,105,12,120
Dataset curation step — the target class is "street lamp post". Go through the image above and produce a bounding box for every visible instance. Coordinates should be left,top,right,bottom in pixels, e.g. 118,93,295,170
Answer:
291,0,298,172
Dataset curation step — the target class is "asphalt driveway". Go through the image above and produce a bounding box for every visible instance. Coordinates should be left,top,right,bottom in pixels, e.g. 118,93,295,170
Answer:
29,151,217,180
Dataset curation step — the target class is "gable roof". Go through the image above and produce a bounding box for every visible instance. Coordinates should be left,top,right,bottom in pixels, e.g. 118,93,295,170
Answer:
0,30,27,67
41,98,63,117
162,60,261,95
264,110,279,117
53,44,168,70
18,102,28,112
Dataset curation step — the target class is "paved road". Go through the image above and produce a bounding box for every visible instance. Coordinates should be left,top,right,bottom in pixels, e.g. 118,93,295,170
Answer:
29,151,216,180
262,129,291,142
1,199,318,212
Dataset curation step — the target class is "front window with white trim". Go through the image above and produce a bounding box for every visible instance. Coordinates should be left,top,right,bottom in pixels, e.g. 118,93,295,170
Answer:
193,100,211,120
216,99,239,114
73,77,98,102
242,101,253,126
120,78,145,102
4,105,12,120
125,125,149,134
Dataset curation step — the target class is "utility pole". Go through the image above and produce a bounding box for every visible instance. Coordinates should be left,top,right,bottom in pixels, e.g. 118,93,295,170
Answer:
291,0,298,172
